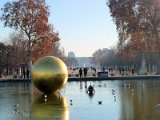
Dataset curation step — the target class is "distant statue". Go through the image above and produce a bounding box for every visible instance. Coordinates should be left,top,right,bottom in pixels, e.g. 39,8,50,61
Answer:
139,56,147,75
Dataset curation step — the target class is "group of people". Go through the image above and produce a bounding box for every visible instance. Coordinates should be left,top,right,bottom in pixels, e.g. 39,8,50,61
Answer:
79,67,88,78
119,67,135,76
23,68,30,78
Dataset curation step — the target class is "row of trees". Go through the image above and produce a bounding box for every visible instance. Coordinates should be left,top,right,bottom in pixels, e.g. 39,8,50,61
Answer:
92,47,140,70
0,32,65,76
92,0,160,73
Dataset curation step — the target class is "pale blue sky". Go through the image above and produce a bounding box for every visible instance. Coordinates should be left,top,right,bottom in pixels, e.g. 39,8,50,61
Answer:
0,0,118,57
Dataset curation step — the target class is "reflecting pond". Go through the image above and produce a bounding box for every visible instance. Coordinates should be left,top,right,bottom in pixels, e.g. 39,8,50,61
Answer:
1,80,160,120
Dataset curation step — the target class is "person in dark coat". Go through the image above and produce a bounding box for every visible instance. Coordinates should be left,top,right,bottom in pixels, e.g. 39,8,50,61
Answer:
23,69,26,78
79,68,83,78
83,67,88,77
131,68,135,75
26,69,29,78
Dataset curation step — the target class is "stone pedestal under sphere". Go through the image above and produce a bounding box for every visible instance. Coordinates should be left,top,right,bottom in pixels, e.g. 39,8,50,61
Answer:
31,56,68,94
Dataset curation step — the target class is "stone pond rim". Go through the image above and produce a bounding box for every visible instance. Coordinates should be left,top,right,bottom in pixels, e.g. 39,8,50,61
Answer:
1,75,160,82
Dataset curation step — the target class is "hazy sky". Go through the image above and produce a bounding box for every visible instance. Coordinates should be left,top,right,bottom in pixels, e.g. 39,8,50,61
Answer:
0,0,118,57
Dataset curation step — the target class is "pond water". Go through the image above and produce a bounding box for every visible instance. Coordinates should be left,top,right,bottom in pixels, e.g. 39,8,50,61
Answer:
0,80,160,120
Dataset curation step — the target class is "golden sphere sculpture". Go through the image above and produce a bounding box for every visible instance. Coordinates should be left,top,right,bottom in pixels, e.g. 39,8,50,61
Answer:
32,56,68,94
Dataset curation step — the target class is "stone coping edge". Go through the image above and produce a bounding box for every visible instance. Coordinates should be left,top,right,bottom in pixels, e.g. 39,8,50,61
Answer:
0,76,160,82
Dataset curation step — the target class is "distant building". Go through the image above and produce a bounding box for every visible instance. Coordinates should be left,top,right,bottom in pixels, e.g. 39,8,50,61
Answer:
68,52,76,58
68,52,78,67
77,57,95,67
67,52,96,68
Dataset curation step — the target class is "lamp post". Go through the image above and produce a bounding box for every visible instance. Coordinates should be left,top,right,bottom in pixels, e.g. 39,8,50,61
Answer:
0,49,2,77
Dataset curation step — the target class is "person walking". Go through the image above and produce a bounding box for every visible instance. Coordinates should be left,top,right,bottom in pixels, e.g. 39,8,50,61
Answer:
102,67,105,72
83,67,88,77
79,68,82,78
23,68,26,78
26,68,29,78
131,68,135,76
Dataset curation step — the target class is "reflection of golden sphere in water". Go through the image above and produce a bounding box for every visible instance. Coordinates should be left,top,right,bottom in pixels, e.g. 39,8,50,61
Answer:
32,93,69,120
32,56,68,94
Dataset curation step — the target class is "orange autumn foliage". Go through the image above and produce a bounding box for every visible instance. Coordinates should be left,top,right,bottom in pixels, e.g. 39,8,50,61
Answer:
1,0,60,63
